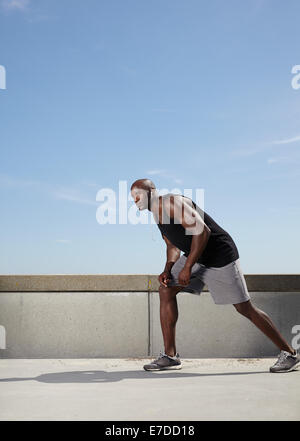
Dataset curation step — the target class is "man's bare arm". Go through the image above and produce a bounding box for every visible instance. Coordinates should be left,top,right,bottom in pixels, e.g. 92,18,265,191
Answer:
163,234,181,273
184,229,211,269
157,235,181,288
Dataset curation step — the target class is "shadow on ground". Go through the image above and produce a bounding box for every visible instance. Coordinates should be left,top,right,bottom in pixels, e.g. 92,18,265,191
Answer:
0,369,275,383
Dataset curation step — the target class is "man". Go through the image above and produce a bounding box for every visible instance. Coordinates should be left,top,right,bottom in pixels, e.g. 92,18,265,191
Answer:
130,178,299,373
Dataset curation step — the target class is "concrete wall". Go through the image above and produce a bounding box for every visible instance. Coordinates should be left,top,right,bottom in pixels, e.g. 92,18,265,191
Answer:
152,291,300,357
0,275,299,358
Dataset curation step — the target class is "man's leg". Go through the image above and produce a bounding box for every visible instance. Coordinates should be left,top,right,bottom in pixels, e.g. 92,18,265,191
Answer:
233,300,295,354
159,285,183,357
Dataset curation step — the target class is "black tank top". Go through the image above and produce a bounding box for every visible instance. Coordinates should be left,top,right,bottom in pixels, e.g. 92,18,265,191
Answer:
156,194,239,268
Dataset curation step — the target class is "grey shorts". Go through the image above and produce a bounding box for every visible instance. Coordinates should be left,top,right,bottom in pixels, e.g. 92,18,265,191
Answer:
168,255,250,305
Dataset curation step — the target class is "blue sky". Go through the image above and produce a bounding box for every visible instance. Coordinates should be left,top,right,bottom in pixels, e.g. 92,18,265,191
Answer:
0,0,300,275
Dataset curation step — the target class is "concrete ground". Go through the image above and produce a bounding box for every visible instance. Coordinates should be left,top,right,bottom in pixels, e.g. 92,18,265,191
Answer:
0,358,299,421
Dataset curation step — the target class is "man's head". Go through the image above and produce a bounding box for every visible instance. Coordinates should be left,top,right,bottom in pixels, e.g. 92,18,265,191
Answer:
130,178,157,211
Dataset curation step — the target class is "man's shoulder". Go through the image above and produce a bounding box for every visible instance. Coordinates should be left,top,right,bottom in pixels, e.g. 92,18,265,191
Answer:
161,193,197,211
160,193,186,203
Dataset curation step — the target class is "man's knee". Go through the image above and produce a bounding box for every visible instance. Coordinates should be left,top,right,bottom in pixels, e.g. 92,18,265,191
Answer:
159,285,181,301
233,300,253,318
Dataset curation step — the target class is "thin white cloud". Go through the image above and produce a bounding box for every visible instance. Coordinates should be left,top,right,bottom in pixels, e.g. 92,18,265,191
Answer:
0,174,99,207
146,169,167,175
267,157,283,164
231,134,300,157
270,135,300,145
230,141,270,157
55,239,71,244
263,170,300,180
26,13,52,23
0,174,40,187
1,0,30,11
173,178,183,184
52,190,98,206
146,169,183,185
267,155,300,164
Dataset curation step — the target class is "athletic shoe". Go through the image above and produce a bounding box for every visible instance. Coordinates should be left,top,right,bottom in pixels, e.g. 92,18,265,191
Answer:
269,350,300,373
143,350,182,371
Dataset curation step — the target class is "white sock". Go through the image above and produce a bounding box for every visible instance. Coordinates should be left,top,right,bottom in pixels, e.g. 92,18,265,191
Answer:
167,353,178,359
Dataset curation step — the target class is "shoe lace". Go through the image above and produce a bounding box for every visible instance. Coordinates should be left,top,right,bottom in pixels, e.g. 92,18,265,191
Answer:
153,350,179,363
153,350,168,363
274,351,290,366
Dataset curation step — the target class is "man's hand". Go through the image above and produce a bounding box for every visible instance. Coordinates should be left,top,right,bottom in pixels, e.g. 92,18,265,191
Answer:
158,270,171,287
178,266,191,286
